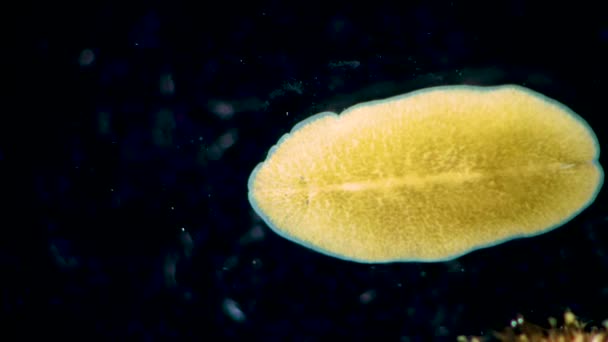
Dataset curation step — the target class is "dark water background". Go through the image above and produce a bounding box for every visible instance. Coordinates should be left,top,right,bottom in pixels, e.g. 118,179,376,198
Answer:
3,1,608,340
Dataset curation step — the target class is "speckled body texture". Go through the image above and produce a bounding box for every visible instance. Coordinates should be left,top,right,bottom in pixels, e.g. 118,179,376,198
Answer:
249,85,603,263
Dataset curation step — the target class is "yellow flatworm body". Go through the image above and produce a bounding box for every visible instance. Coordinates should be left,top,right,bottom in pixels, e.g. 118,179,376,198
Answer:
248,85,603,263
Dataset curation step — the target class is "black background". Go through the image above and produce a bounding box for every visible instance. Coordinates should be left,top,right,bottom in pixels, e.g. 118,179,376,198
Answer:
3,0,608,340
